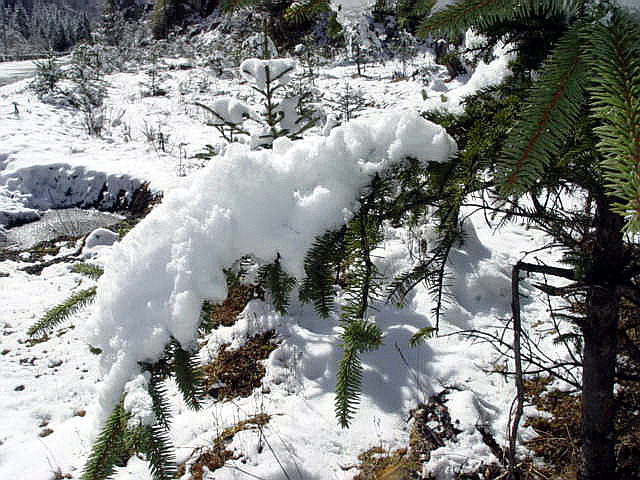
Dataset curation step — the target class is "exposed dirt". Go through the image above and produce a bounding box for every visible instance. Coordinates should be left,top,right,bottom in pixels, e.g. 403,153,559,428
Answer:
202,330,278,401
177,413,271,480
352,389,505,480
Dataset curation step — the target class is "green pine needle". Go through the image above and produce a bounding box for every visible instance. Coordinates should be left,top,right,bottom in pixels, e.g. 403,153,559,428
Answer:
409,326,437,347
28,286,97,338
137,425,177,480
497,23,588,194
335,320,383,428
172,341,204,411
300,229,345,318
583,13,640,231
71,263,104,280
148,374,173,430
418,0,574,39
258,255,296,315
81,401,128,480
335,346,363,428
284,0,330,23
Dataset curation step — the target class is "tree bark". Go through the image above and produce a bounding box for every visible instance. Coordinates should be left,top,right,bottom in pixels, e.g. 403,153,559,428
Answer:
580,200,625,480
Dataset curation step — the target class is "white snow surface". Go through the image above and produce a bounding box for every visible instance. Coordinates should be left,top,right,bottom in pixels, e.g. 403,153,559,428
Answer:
89,110,456,423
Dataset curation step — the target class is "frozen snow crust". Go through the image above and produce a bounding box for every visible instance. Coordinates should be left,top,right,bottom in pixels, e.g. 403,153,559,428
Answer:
89,110,457,421
0,162,142,212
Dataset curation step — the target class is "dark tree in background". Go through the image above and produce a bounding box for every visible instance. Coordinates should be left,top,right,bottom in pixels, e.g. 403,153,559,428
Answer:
0,0,95,56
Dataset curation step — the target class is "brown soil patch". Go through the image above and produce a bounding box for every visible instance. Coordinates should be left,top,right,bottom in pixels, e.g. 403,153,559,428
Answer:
200,282,259,332
178,413,270,480
523,377,582,479
352,390,504,479
202,330,278,401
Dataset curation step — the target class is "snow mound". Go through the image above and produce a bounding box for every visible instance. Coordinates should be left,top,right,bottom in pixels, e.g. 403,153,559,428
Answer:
240,58,296,90
205,97,256,125
88,110,457,423
82,228,120,259
85,228,119,249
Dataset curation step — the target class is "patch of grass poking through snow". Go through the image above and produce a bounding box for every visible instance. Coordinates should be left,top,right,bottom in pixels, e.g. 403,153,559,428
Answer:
351,390,510,479
522,376,640,479
202,331,278,401
522,377,582,479
27,262,103,340
0,239,68,264
352,447,417,480
71,263,105,280
177,413,271,480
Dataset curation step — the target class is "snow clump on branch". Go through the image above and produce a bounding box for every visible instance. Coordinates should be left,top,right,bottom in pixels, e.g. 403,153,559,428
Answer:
86,110,457,426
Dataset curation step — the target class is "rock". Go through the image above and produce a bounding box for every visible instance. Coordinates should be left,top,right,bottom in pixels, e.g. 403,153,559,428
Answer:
48,359,63,368
82,227,119,258
84,227,119,249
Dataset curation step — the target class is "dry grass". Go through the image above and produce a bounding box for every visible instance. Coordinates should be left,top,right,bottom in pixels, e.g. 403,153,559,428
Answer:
202,330,278,401
201,283,258,331
178,413,271,480
523,377,582,479
352,390,505,480
352,447,417,480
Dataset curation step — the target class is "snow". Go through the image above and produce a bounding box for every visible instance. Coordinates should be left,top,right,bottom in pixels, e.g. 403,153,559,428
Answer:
82,228,119,258
240,58,296,90
205,97,255,125
619,0,640,13
0,29,568,480
123,373,155,426
84,228,119,250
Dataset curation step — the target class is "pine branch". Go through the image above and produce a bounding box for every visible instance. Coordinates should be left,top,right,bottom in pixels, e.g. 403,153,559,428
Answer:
335,345,362,428
148,374,173,430
81,400,128,480
258,254,296,315
583,12,640,231
300,229,345,318
335,320,383,428
418,0,574,38
497,23,588,194
70,263,104,280
284,0,330,23
172,341,204,411
136,425,177,480
342,319,383,353
28,286,97,338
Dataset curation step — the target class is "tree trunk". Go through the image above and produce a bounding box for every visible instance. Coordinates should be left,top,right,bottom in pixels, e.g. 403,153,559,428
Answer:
580,201,625,480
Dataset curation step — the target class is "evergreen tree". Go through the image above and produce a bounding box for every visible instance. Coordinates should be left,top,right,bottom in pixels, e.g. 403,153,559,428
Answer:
417,1,640,478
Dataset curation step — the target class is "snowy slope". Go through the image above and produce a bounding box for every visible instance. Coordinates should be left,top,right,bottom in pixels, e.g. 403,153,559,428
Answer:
0,37,560,480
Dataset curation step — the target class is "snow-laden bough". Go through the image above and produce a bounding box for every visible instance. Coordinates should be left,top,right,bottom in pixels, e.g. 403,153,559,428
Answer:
87,110,457,427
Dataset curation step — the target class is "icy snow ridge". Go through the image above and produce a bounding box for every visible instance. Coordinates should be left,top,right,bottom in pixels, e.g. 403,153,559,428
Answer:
88,110,457,422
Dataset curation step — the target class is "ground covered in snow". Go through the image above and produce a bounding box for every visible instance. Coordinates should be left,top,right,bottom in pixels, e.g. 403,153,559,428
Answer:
0,33,573,480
